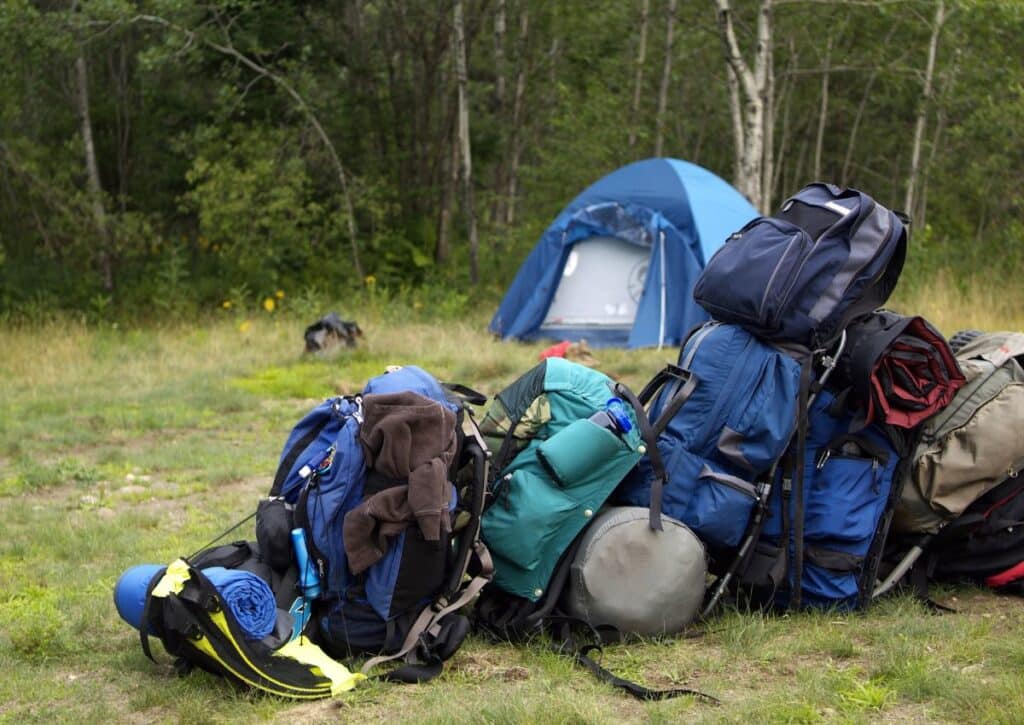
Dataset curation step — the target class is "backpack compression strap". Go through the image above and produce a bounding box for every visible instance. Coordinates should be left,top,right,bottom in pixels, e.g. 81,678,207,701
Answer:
615,374,698,532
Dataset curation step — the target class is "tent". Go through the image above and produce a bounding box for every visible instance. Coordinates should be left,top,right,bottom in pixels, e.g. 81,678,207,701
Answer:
489,158,758,348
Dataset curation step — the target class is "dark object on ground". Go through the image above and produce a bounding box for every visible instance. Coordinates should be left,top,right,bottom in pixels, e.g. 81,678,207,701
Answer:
304,312,363,352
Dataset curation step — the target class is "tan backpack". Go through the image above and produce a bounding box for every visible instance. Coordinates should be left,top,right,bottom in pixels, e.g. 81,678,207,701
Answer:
895,332,1024,534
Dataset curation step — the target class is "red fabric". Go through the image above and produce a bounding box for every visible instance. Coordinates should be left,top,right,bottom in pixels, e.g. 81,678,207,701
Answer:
539,340,572,360
985,560,1024,588
866,317,966,428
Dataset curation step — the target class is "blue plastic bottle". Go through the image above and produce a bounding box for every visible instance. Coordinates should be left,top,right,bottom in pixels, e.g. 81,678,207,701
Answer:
588,397,633,438
291,528,322,599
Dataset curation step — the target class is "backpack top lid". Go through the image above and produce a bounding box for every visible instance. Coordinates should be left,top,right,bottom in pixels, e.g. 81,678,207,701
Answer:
364,365,460,414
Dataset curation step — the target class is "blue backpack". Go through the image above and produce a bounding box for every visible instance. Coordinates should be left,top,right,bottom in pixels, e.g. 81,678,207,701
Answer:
693,183,907,349
617,322,802,555
738,389,902,610
265,366,491,680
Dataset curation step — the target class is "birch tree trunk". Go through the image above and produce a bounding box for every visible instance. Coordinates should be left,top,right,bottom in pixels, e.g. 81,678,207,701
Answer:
74,50,114,291
905,0,946,219
654,0,678,158
761,29,776,211
714,0,773,212
726,64,744,184
453,0,480,283
628,0,650,148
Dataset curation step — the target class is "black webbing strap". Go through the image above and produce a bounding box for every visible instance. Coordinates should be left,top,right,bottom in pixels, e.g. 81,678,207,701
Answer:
614,382,669,531
443,382,488,407
573,644,719,703
139,566,168,663
790,356,814,610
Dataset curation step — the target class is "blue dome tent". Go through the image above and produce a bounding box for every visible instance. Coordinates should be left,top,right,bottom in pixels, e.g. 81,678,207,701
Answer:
489,158,758,348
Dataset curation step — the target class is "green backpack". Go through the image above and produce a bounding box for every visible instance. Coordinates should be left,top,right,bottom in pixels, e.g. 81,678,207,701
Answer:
477,357,645,602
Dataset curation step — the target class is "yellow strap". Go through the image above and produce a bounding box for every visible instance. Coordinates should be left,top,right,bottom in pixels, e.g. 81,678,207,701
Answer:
276,638,366,696
151,559,190,598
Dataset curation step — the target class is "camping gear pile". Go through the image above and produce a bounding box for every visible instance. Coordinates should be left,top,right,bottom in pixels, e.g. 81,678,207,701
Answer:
114,179,1024,703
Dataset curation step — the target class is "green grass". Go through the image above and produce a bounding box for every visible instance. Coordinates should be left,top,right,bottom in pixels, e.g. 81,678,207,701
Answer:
1,292,1023,723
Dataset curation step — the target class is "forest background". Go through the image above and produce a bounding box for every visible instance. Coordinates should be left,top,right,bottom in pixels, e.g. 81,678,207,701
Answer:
1,0,1021,323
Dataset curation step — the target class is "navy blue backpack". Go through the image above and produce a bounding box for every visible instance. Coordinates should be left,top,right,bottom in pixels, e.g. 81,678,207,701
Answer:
738,388,902,611
263,366,491,682
693,183,907,350
617,322,802,558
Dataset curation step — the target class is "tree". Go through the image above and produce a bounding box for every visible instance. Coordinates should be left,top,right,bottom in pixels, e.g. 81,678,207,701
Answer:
714,0,774,211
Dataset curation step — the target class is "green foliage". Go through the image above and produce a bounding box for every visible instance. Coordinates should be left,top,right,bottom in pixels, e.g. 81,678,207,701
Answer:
182,124,328,293
0,0,1022,318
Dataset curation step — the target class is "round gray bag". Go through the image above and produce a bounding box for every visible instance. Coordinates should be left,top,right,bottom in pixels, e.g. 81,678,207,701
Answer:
564,506,707,636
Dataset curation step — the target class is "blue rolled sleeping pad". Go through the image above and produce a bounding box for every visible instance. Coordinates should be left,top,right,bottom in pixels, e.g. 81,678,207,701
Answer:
114,563,277,641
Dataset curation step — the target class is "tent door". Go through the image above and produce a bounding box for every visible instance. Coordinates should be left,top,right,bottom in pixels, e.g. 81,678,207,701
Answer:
540,236,650,332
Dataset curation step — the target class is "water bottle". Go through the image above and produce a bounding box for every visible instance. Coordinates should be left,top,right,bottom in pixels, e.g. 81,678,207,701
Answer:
291,528,322,599
588,397,633,438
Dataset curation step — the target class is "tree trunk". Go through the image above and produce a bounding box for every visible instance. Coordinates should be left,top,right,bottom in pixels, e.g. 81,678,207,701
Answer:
436,123,458,264
905,0,945,218
628,0,650,148
490,0,507,224
726,64,744,184
771,39,797,201
813,34,833,181
453,0,480,283
504,5,529,227
918,50,959,231
761,28,776,211
714,0,773,212
74,50,114,292
654,0,678,158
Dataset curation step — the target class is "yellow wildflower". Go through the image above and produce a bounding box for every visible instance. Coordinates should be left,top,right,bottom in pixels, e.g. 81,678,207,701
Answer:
263,297,276,312
239,320,252,333
275,290,285,299
222,300,232,309
364,275,377,287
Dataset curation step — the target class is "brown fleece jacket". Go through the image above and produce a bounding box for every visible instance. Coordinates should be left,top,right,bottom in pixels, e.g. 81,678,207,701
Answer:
342,391,457,575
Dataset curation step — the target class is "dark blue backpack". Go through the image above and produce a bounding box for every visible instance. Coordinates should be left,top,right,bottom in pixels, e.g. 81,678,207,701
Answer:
693,183,907,349
738,389,901,611
617,322,802,555
265,366,491,681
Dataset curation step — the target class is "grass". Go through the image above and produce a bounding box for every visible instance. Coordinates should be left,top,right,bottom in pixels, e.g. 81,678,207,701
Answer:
1,281,1023,723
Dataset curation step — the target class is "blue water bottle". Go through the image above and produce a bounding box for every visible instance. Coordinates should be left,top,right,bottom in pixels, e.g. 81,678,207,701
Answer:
588,397,633,438
291,528,322,599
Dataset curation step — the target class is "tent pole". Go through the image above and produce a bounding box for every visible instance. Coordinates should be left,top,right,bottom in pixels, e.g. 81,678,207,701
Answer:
658,231,667,350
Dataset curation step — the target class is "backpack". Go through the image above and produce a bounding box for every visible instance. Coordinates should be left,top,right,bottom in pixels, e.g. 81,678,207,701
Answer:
894,332,1024,536
616,322,802,561
476,358,645,607
472,358,715,702
265,365,491,682
693,183,907,349
872,333,1024,602
738,389,903,610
